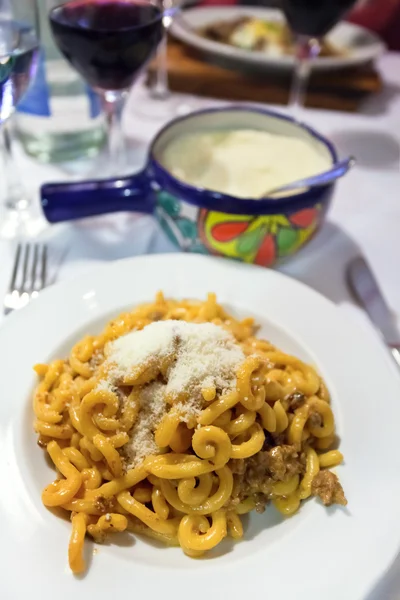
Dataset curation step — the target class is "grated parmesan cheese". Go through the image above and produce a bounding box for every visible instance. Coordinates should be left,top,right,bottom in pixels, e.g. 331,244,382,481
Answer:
95,379,115,393
100,320,244,468
108,320,244,397
109,322,177,375
123,381,167,469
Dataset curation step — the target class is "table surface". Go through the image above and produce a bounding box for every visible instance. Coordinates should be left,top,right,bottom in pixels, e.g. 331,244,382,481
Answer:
1,52,400,600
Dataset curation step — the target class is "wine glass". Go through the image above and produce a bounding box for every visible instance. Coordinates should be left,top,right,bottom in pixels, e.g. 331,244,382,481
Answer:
0,0,40,239
48,0,164,174
144,0,192,118
280,0,357,113
148,0,174,102
132,0,190,122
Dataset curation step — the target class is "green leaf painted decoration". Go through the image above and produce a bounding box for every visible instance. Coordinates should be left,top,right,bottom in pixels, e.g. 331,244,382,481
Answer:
176,217,198,240
157,214,179,247
157,192,181,217
277,227,299,253
236,226,266,256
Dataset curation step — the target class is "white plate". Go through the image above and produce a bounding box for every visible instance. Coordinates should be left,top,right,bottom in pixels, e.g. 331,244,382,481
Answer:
171,7,386,71
1,253,400,600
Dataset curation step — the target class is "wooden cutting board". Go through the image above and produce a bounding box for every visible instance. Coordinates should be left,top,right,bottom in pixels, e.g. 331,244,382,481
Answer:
147,40,383,112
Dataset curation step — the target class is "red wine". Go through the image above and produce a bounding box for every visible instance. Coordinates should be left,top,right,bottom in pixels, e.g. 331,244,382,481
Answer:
49,0,163,91
280,0,356,37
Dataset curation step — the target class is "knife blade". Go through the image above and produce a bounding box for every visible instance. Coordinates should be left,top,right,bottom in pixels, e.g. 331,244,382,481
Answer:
346,256,400,368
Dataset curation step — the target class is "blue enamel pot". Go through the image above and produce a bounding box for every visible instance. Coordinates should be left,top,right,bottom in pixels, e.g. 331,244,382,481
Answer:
41,106,339,266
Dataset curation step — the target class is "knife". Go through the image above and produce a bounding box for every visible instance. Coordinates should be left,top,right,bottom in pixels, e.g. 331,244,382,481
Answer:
346,256,400,369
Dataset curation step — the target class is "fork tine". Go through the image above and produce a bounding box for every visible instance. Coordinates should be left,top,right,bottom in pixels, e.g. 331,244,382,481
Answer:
41,244,48,290
4,243,50,315
21,244,31,293
30,244,39,293
9,243,22,292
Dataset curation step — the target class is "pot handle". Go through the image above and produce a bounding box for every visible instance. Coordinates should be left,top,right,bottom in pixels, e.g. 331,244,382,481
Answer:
41,170,155,223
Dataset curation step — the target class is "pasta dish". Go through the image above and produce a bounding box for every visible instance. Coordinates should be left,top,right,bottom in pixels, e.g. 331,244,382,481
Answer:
33,293,346,574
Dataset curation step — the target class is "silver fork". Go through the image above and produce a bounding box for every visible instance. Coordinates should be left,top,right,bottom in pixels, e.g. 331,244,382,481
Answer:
3,243,48,315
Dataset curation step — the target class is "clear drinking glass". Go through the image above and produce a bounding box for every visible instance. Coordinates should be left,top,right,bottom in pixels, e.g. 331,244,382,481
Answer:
280,0,357,114
0,0,40,239
48,0,164,174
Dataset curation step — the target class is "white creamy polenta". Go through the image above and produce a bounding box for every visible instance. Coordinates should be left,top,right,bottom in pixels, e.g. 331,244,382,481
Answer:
160,129,331,198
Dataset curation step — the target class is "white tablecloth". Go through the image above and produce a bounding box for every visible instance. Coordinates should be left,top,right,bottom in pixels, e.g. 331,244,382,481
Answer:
1,52,400,599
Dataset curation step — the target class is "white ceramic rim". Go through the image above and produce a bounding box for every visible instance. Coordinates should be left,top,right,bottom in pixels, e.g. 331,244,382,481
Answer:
171,7,386,71
1,253,400,600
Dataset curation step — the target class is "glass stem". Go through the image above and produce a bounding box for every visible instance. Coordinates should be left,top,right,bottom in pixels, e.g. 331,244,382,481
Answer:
150,32,170,100
1,124,29,211
150,0,173,100
100,90,127,173
289,35,320,117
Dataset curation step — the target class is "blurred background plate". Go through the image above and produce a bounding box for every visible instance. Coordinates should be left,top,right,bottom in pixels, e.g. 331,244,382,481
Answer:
171,6,386,71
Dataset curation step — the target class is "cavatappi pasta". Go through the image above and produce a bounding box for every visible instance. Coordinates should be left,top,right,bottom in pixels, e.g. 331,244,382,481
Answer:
33,293,346,573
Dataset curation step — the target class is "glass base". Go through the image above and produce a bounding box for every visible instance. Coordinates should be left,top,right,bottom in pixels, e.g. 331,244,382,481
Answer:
135,86,193,121
16,128,106,164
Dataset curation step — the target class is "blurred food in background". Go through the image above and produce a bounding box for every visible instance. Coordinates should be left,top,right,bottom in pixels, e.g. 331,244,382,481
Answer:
199,0,400,51
199,16,344,57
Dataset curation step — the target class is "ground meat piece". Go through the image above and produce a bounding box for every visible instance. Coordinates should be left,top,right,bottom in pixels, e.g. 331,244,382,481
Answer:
90,529,107,544
264,445,305,481
94,495,115,513
263,431,286,449
312,471,347,506
231,476,246,501
226,496,240,508
289,393,306,411
308,410,323,428
230,462,272,501
229,459,246,475
229,445,305,502
254,494,269,513
118,385,131,397
271,432,286,447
